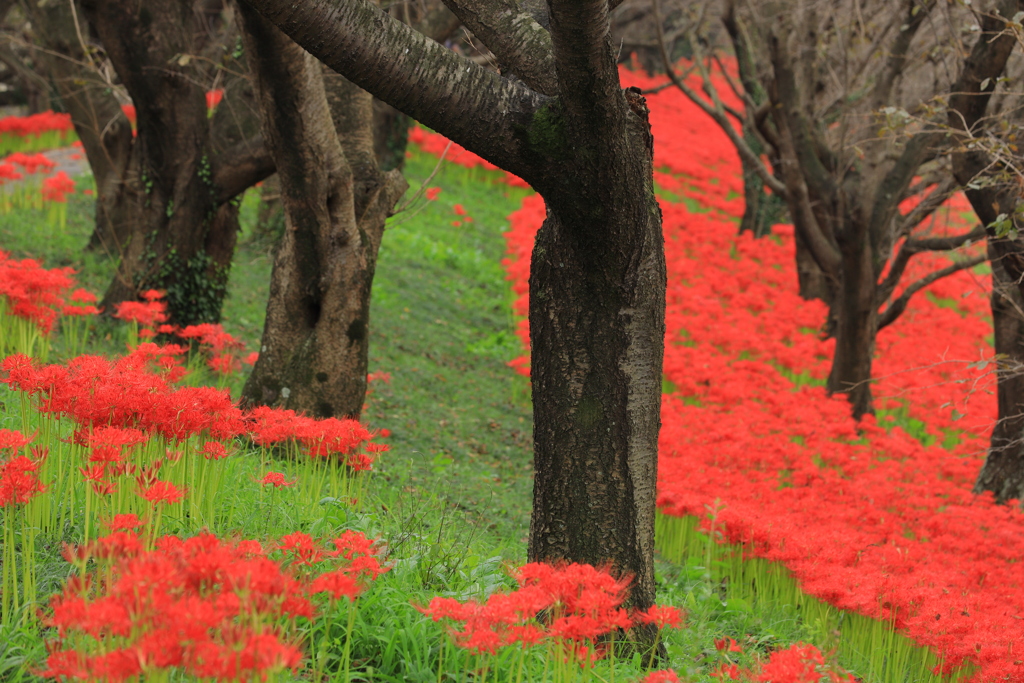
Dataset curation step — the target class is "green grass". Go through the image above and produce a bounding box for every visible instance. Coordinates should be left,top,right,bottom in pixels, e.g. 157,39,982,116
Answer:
0,149,910,683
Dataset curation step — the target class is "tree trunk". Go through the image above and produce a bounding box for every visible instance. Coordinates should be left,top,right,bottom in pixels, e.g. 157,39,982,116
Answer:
826,223,876,419
236,0,665,646
526,93,665,649
973,247,1024,501
237,4,406,419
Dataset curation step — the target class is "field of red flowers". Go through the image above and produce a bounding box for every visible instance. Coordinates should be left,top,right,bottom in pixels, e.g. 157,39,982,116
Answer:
0,60,1011,681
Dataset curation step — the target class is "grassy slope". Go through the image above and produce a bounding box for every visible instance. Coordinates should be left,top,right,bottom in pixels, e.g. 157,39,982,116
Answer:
0,151,827,682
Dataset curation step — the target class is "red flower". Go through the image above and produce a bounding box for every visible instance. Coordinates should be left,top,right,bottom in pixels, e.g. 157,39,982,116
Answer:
425,186,441,200
138,480,185,505
259,471,294,488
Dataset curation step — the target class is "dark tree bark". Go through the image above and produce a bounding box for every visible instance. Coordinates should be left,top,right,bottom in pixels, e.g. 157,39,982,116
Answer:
237,5,407,419
31,0,275,325
240,0,666,642
946,0,1024,501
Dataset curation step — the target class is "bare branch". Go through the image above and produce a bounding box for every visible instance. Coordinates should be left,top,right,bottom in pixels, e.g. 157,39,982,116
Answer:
877,223,985,304
441,0,557,95
239,0,547,182
878,254,987,330
212,134,276,203
869,0,934,112
896,176,957,237
652,0,786,196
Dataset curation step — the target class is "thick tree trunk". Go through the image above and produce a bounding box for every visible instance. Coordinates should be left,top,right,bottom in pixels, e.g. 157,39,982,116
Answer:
529,195,665,641
237,4,406,419
826,224,877,419
526,95,665,649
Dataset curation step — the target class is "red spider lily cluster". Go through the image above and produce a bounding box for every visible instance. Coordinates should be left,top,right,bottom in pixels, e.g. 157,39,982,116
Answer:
420,562,684,661
0,252,97,359
41,529,386,682
0,352,383,467
41,171,76,203
638,640,853,683
112,290,252,377
0,112,75,156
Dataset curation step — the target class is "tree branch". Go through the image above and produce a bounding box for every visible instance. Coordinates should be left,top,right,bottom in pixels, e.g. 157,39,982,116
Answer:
876,223,985,305
869,0,933,112
878,254,986,330
896,176,957,237
213,134,276,203
441,0,557,95
239,0,547,181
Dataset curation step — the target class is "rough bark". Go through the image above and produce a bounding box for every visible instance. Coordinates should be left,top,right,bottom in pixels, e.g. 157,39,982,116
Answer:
241,0,666,644
237,4,407,419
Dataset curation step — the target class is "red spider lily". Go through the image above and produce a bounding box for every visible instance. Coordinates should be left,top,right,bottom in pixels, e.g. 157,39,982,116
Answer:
0,428,31,450
278,532,325,567
113,299,167,328
0,454,46,506
43,530,383,681
104,513,145,531
637,605,685,629
41,171,75,202
258,472,294,488
138,480,185,506
200,441,229,460
642,671,681,683
6,151,56,174
0,252,81,334
715,637,744,653
419,562,681,657
424,186,441,200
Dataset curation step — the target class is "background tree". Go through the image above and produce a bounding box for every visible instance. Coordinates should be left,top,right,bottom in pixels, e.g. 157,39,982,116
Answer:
20,0,273,325
237,0,458,419
236,7,408,419
241,0,667,643
663,0,992,418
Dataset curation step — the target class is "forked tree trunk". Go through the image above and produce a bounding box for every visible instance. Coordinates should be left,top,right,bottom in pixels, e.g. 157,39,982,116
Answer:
237,5,406,419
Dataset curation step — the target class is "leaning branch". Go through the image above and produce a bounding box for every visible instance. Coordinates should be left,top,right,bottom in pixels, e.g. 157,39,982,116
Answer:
213,135,276,204
441,0,558,95
240,0,547,181
878,254,987,330
876,224,985,305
